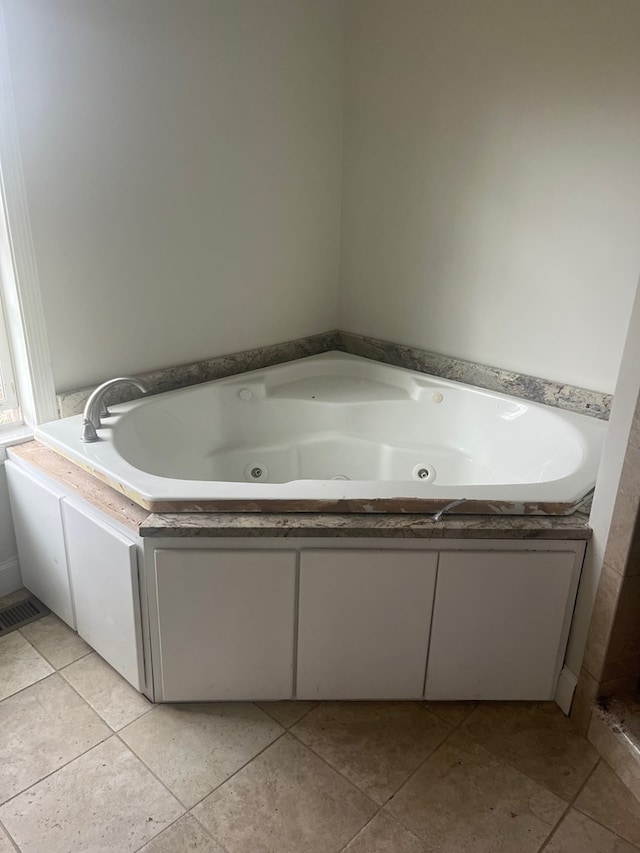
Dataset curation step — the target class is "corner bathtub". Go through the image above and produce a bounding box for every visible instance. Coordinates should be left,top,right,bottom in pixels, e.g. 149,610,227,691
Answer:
35,352,606,515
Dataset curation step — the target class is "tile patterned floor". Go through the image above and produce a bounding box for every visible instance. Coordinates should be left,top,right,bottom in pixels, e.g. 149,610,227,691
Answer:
0,613,639,852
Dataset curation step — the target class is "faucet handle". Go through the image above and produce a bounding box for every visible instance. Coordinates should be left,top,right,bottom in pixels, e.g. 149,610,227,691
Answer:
81,418,99,443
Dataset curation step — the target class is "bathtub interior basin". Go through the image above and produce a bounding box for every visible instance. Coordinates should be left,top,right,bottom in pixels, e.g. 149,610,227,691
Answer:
35,352,607,514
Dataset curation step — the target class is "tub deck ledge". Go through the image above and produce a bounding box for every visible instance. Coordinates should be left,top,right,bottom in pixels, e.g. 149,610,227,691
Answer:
8,441,591,540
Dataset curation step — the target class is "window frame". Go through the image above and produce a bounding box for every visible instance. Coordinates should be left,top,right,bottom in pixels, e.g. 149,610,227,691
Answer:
0,3,58,434
0,288,18,414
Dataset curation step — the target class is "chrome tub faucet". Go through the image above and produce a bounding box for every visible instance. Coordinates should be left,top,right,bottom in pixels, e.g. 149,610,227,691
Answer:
81,377,152,442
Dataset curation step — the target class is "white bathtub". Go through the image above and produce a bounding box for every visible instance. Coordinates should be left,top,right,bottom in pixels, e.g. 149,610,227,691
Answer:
36,352,606,514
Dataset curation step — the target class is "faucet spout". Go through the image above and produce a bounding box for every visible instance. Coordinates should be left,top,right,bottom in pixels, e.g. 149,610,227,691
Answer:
81,376,152,442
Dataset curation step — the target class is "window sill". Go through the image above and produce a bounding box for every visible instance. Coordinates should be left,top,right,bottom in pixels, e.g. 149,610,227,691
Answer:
0,424,34,459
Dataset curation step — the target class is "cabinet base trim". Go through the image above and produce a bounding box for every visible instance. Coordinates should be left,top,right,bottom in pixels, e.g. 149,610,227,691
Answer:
555,665,578,715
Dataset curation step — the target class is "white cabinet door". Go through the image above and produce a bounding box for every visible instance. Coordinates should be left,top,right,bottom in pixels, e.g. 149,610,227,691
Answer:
154,549,297,701
425,550,579,701
63,501,143,691
6,461,75,627
296,550,437,699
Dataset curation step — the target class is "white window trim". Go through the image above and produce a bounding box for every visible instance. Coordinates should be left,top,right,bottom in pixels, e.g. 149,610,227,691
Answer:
0,1,58,430
0,287,18,412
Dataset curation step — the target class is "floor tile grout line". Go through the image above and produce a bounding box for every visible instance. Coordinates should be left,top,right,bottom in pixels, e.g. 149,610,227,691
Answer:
116,722,289,816
369,722,463,846
424,702,478,729
16,625,94,674
119,700,447,851
188,810,233,853
2,626,147,812
58,663,156,733
16,621,70,670
453,727,592,804
286,727,379,806
571,758,640,847
0,728,113,811
4,721,191,853
336,813,381,852
50,648,95,670
112,702,156,732
368,713,596,852
334,703,480,849
130,814,185,853
337,806,431,853
254,699,320,730
182,728,290,811
387,715,460,796
171,725,382,853
2,714,221,853
536,757,603,853
112,729,194,812
0,682,620,852
0,667,54,706
534,800,572,853
452,710,601,805
0,818,20,853
0,712,587,853
130,809,232,853
287,700,471,816
570,756,601,805
286,709,463,851
148,730,297,852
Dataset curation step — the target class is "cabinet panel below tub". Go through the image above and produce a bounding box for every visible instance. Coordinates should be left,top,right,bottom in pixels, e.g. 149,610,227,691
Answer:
154,549,297,701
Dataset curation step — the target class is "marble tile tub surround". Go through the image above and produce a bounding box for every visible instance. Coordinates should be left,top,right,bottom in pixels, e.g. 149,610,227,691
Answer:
341,331,612,419
141,508,592,539
575,436,640,708
56,330,343,418
570,388,640,806
56,329,611,419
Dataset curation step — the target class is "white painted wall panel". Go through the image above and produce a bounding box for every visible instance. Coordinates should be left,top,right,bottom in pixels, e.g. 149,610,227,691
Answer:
3,0,344,391
340,0,640,393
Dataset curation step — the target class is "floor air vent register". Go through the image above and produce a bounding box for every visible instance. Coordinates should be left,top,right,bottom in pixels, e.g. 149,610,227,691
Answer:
0,595,49,635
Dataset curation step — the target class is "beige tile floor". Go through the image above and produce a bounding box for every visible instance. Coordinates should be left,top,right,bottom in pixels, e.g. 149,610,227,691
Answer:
1,614,640,852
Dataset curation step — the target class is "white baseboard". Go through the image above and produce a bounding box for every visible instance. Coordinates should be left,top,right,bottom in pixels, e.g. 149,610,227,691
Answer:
555,665,579,715
0,555,21,597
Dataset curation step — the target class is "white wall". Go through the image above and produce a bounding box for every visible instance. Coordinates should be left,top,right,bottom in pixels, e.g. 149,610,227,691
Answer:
0,463,19,595
5,0,640,396
3,0,344,391
340,0,640,393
